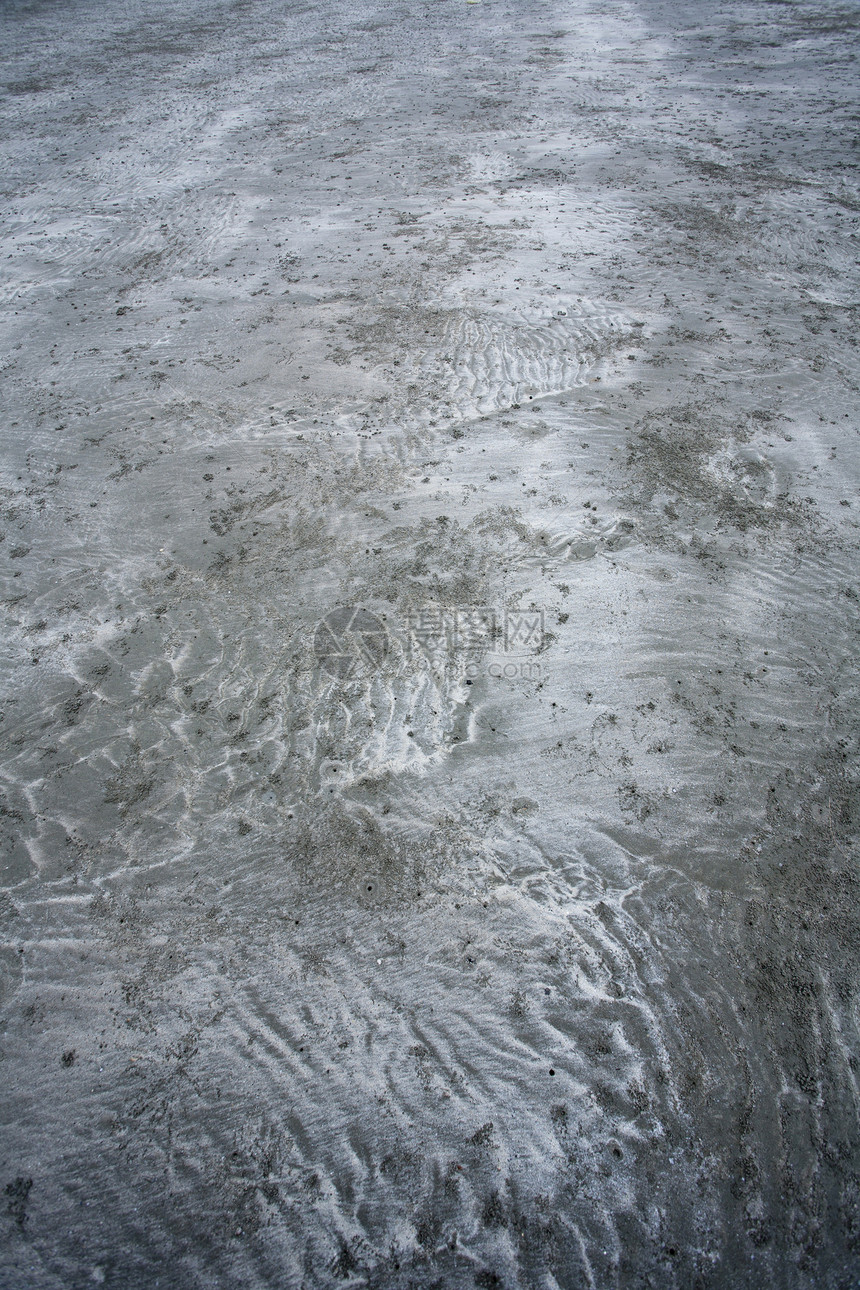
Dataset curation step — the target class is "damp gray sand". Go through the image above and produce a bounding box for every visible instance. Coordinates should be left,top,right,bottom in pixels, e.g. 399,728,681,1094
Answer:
1,0,860,1286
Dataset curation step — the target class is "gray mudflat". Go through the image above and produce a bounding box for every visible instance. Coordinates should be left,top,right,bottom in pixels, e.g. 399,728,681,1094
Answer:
1,0,859,1286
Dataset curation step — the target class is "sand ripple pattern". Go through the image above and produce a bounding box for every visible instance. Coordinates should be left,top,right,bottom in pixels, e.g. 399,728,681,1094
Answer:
376,302,641,427
2,0,860,1285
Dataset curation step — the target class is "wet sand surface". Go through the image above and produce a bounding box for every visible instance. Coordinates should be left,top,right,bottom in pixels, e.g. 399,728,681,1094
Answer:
1,0,860,1285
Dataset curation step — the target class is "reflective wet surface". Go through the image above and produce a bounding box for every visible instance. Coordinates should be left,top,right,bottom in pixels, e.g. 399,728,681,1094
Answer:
1,0,860,1285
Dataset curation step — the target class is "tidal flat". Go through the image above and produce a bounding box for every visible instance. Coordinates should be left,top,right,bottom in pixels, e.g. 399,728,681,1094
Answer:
1,0,860,1286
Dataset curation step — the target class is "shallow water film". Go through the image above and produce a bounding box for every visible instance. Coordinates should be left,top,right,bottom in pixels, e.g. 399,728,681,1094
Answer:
2,0,860,1286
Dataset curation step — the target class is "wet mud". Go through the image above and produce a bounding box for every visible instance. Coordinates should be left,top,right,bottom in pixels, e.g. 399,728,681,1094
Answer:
1,0,859,1286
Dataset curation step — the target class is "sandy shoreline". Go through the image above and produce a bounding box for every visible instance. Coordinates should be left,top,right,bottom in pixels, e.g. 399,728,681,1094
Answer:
1,0,859,1285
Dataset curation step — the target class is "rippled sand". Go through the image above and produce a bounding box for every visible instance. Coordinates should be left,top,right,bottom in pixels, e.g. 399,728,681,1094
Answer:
2,0,859,1285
